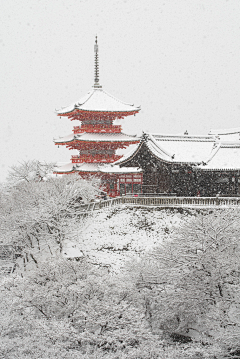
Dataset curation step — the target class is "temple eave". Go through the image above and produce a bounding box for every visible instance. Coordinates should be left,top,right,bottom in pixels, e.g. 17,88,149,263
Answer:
58,109,139,120
55,140,139,146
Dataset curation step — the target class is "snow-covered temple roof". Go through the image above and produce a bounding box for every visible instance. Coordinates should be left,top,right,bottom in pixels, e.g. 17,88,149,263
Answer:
114,143,142,164
209,127,240,142
145,134,175,162
209,127,240,135
56,88,140,115
115,127,240,171
199,143,240,171
152,134,216,163
116,132,217,165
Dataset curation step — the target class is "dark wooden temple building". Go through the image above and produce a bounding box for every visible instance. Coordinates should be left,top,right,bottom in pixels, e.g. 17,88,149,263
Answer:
116,130,240,197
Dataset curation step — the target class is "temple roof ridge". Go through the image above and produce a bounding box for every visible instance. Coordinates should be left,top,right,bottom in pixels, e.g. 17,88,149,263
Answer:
76,89,95,106
209,126,240,135
113,143,140,165
146,133,173,159
151,133,215,142
114,133,173,166
116,132,217,166
202,143,221,166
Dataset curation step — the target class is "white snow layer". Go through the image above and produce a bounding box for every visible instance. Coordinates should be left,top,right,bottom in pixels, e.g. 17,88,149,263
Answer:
56,88,140,114
63,206,187,270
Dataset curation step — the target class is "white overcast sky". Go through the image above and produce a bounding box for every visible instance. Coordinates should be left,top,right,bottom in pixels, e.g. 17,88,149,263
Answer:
1,0,240,182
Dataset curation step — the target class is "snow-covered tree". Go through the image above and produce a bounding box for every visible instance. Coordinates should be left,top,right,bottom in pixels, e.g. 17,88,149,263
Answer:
0,259,157,357
0,258,223,359
7,160,56,184
0,206,226,358
129,209,240,352
0,174,101,269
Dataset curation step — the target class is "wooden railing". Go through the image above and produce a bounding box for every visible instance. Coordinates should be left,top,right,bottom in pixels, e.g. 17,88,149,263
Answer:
71,154,122,163
121,196,240,207
77,196,240,213
73,125,122,133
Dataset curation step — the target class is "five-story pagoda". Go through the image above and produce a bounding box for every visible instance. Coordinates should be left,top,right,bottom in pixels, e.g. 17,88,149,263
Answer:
54,37,142,197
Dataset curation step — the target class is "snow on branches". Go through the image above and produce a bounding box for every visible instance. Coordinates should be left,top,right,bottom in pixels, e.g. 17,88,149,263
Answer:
0,171,101,270
130,209,240,348
7,160,56,184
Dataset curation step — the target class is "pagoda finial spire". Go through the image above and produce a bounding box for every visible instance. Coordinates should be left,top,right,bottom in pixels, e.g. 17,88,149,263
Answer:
94,36,102,88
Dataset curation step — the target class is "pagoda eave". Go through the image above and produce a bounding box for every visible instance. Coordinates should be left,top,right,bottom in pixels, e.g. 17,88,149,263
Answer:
53,170,75,175
58,109,139,121
54,142,73,147
55,140,139,149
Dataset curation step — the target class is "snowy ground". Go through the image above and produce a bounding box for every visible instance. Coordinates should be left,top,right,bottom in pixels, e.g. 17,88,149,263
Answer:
63,205,193,270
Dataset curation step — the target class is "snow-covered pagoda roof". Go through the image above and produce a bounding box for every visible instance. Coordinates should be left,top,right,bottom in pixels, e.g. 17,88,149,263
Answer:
99,165,142,174
76,163,100,172
198,143,240,171
54,134,75,144
75,132,139,142
56,88,140,115
54,132,139,144
56,37,140,121
53,162,141,174
53,162,76,174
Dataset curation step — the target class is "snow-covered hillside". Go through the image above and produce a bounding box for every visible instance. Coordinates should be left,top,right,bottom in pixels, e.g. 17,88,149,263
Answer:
63,206,193,269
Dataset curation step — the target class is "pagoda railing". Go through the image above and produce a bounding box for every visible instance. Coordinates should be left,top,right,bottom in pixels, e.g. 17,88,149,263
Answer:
77,196,240,212
73,125,122,134
71,154,122,163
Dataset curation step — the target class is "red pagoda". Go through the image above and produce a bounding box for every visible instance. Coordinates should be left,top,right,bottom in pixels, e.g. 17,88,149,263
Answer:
54,37,142,197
